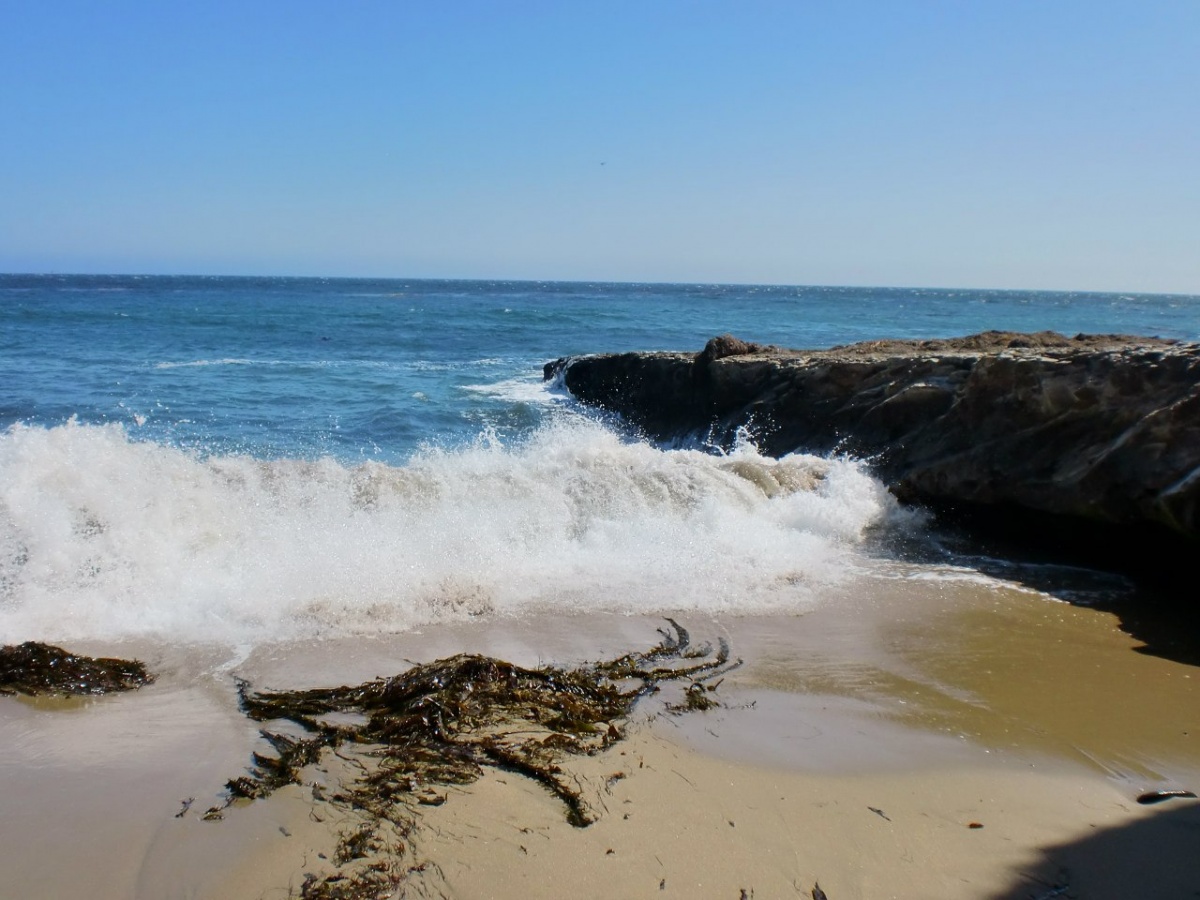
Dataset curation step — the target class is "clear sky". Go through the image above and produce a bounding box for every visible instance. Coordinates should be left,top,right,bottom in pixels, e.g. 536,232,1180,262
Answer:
2,1,1197,292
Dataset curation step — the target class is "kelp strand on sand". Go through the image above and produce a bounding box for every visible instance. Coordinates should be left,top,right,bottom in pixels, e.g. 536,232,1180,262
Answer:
0,641,154,697
210,620,737,900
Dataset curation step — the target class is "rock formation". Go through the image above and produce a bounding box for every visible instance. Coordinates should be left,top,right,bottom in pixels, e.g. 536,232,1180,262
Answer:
546,332,1200,577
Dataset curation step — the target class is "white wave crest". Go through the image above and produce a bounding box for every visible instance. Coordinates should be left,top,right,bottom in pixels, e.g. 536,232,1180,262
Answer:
0,418,898,646
153,358,258,369
460,376,562,405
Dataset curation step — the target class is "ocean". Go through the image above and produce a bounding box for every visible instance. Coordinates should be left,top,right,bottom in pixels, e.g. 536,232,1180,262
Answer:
2,273,1198,649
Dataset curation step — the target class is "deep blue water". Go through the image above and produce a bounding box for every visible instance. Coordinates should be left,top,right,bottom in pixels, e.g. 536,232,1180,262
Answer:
3,274,1197,463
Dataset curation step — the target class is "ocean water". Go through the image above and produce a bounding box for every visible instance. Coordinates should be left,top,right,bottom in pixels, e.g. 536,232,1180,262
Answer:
2,274,1197,648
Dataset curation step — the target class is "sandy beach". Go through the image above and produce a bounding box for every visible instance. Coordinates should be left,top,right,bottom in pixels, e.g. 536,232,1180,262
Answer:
2,579,1199,899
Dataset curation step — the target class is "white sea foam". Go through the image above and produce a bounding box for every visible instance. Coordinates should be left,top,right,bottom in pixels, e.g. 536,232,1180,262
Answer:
152,358,474,372
153,358,258,369
0,418,898,647
461,376,562,405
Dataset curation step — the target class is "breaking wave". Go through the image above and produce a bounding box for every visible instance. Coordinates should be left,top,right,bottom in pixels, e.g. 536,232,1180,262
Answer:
0,417,898,646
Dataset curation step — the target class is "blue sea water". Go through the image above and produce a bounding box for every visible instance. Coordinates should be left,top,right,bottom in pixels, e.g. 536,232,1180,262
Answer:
1,274,1196,647
3,274,1197,462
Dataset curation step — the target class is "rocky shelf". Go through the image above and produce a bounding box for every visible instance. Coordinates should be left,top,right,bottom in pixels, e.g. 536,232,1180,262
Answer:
545,331,1199,584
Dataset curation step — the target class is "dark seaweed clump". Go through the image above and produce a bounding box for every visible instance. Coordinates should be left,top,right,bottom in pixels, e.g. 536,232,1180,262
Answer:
211,620,737,899
0,641,154,697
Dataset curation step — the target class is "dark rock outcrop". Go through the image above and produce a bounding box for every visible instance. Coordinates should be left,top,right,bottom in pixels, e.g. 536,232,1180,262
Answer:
545,332,1200,575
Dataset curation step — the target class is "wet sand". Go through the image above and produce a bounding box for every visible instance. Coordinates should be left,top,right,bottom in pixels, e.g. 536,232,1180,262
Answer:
2,579,1199,898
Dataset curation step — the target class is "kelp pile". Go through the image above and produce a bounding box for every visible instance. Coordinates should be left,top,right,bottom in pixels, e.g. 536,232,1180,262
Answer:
0,641,154,697
211,620,737,899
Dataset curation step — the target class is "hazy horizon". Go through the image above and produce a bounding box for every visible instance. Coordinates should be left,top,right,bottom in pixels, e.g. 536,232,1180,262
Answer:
6,271,1200,300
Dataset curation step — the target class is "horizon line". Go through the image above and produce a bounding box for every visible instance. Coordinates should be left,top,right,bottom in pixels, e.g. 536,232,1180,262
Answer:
2,270,1196,300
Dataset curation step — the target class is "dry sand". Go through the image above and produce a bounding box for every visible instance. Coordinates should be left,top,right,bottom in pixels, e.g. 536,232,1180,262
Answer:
402,729,1196,900
2,580,1198,899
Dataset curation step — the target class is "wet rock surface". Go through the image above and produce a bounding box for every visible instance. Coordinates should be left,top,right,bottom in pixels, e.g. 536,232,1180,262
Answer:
546,331,1200,578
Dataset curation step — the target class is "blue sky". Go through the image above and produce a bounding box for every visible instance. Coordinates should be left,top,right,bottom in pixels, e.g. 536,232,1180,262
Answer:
2,1,1197,292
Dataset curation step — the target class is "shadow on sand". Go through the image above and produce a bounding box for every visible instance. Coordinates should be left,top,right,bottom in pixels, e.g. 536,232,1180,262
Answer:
877,512,1200,668
989,801,1200,900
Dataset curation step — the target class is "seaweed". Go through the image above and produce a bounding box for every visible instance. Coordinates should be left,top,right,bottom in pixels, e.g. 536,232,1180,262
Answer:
211,619,737,899
0,641,154,697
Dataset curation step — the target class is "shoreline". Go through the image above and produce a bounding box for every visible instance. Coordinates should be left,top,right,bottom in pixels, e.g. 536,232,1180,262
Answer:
3,587,1199,898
